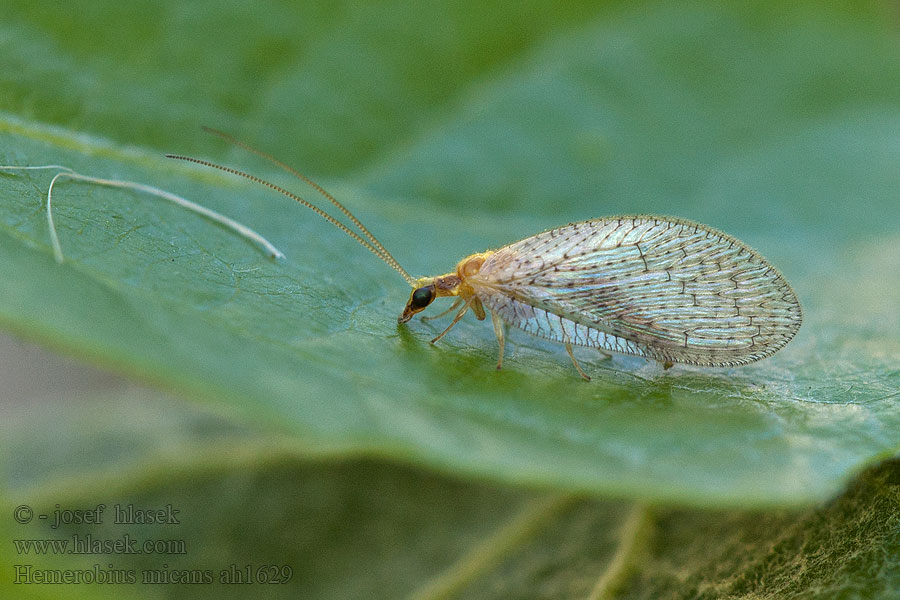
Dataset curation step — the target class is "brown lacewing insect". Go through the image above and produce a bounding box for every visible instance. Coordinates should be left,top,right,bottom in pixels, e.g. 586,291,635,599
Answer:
3,128,802,379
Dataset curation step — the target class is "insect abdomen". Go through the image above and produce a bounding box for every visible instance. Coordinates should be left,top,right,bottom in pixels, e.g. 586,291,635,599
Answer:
480,292,656,358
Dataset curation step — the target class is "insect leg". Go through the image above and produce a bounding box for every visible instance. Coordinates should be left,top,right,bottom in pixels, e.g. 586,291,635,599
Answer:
430,299,471,344
470,296,486,320
491,311,505,370
598,349,612,361
420,297,463,322
565,343,591,381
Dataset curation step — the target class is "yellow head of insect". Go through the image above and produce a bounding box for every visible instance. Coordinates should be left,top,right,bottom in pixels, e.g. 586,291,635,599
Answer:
398,279,436,323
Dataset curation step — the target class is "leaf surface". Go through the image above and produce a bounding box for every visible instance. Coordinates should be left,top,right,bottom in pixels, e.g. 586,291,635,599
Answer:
1,0,898,510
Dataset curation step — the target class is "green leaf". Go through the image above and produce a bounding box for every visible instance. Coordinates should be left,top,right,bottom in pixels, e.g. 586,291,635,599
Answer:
3,383,898,599
1,0,899,518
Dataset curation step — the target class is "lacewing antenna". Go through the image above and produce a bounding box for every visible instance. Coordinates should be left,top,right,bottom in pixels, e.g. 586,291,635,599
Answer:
200,127,406,277
166,134,416,287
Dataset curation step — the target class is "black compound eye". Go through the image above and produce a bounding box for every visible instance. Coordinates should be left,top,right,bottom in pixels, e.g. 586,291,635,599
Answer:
410,285,435,309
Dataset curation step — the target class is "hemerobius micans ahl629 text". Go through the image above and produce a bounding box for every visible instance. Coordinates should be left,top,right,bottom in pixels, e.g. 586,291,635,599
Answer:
2,128,801,380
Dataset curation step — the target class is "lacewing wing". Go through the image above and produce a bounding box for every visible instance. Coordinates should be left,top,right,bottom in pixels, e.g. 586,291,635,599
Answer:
469,216,802,368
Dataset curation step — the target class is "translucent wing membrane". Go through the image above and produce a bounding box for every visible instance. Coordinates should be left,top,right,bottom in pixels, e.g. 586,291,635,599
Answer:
472,216,802,366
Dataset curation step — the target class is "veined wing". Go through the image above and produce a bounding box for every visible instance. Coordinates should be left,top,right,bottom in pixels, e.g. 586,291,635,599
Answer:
470,216,802,366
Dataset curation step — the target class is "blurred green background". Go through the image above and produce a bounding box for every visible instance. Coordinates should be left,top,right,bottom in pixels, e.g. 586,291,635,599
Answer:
1,1,899,598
